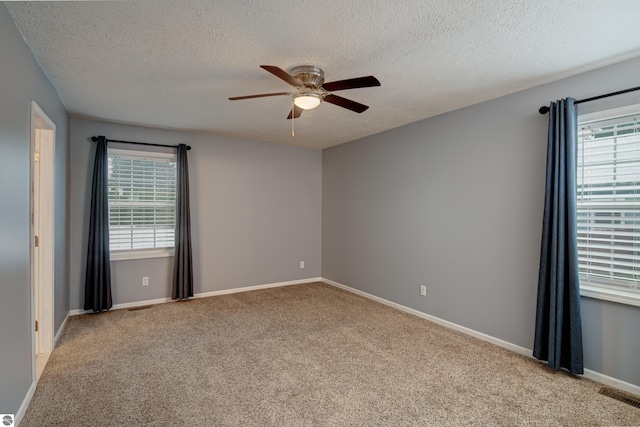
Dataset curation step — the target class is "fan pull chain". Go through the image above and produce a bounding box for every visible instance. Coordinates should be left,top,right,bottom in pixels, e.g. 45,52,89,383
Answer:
291,100,295,138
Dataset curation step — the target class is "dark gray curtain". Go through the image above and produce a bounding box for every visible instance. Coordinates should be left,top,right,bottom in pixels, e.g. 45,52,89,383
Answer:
172,144,193,300
84,136,112,312
533,98,583,374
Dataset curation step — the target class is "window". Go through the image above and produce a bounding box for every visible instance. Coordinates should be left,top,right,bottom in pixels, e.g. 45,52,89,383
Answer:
577,106,640,307
108,149,177,260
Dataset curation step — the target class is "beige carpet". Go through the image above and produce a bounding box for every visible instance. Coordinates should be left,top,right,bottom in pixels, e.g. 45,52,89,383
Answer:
22,282,640,426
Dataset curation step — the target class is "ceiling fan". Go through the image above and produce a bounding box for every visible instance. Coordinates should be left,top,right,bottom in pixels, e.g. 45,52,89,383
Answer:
229,65,381,119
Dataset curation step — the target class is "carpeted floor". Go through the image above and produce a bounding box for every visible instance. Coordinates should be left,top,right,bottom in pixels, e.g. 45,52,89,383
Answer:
22,282,640,426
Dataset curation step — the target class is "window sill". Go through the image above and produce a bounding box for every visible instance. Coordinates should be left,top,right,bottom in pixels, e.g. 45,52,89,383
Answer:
580,283,640,308
111,249,174,261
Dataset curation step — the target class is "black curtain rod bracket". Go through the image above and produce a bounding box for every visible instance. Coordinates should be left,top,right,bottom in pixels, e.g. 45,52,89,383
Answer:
91,136,191,150
538,85,640,114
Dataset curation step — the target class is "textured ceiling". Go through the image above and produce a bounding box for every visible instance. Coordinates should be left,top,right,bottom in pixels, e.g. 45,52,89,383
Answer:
6,0,640,149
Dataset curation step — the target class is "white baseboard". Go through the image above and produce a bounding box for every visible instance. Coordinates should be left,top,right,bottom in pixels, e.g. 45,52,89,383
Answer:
195,277,321,299
582,369,640,396
69,277,323,316
321,277,640,397
53,312,69,347
15,380,36,427
69,296,172,316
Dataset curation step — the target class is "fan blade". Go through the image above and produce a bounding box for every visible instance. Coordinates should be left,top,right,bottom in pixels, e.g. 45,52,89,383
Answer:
287,105,304,120
229,92,291,101
322,76,380,92
323,94,369,113
260,65,304,87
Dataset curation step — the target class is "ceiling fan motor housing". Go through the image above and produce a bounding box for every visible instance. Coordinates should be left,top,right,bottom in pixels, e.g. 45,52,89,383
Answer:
290,65,325,88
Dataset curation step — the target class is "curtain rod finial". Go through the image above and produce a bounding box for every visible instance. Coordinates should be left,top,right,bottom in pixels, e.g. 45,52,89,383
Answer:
539,106,550,115
91,136,99,142
187,145,192,150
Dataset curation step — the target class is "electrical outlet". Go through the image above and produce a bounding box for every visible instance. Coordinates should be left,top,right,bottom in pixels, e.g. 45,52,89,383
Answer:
142,276,149,286
300,261,305,269
420,285,426,296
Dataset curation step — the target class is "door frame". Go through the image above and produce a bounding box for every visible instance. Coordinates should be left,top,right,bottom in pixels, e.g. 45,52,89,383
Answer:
30,101,55,383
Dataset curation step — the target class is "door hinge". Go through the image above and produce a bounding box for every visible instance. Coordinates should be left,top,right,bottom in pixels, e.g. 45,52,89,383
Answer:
35,235,39,247
34,151,40,162
35,320,39,332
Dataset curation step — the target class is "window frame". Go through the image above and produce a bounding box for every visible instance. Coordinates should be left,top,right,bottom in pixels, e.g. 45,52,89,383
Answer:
107,148,177,261
577,104,640,307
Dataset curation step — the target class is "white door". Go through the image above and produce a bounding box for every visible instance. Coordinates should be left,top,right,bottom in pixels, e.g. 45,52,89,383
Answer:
34,131,41,356
31,102,55,383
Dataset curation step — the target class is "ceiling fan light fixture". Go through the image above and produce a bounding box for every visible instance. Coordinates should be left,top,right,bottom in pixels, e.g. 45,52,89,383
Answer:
293,93,322,110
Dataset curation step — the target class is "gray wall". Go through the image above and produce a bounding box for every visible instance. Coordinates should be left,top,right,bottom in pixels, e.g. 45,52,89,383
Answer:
322,57,640,386
69,118,322,310
0,3,69,415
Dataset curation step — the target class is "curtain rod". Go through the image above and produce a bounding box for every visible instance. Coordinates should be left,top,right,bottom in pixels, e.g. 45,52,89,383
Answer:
538,85,640,114
90,136,191,150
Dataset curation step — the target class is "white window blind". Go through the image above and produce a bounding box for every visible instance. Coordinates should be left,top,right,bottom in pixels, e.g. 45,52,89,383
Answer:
108,149,177,253
577,111,640,302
